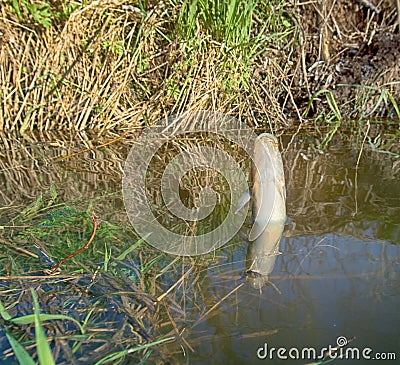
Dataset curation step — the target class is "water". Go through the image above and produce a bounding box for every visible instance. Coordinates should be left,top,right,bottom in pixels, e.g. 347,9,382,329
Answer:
178,234,399,364
0,129,399,364
165,133,400,365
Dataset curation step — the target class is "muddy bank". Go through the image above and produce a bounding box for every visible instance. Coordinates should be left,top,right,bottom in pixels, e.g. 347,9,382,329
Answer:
294,0,400,119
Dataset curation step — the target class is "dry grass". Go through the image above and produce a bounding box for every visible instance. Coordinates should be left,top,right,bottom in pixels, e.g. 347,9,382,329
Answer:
1,1,399,134
0,1,295,132
1,1,156,131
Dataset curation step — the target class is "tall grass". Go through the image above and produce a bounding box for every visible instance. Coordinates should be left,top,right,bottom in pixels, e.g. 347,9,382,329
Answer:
1,0,398,134
0,0,296,131
173,0,258,96
177,0,255,47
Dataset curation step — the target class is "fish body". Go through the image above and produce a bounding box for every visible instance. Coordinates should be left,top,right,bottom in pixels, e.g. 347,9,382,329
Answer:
245,133,286,288
250,133,286,240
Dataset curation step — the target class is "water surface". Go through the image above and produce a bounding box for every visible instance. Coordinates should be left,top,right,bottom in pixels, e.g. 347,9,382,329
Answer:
0,130,398,364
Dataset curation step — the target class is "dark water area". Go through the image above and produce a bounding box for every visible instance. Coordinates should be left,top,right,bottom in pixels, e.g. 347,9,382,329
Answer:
0,128,399,364
178,235,399,364
173,132,400,365
164,131,400,364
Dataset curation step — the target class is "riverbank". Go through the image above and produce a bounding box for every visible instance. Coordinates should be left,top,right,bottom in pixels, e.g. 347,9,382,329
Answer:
1,0,399,134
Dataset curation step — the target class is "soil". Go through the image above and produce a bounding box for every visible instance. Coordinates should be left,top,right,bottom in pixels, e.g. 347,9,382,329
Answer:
295,0,400,118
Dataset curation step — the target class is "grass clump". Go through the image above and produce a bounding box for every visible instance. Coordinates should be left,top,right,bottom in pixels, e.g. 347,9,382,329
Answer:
3,0,77,29
172,0,260,97
0,0,398,137
0,288,85,364
176,0,255,44
0,191,245,363
0,0,297,131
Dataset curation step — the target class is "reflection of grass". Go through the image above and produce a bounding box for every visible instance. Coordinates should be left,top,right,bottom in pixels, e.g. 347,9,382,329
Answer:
0,129,251,360
145,135,251,240
305,89,342,150
306,87,400,152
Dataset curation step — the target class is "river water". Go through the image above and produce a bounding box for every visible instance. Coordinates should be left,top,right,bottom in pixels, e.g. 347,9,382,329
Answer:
164,132,399,365
0,128,398,364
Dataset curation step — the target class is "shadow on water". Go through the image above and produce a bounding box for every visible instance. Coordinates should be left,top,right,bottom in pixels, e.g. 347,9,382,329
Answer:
0,127,399,364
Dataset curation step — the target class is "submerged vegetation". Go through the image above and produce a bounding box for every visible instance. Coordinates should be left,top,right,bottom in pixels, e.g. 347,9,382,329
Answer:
0,187,248,363
1,130,399,363
0,0,399,363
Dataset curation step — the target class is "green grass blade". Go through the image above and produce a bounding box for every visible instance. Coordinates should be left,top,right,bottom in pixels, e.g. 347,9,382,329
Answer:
387,91,400,119
4,330,36,365
93,336,175,365
31,288,56,365
10,313,85,334
116,233,149,261
0,300,13,321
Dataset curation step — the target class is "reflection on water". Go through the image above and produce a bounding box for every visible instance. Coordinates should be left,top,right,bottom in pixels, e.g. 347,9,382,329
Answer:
244,133,286,290
0,130,399,364
186,235,399,365
169,132,400,364
245,220,283,290
0,132,123,201
170,133,400,365
282,134,400,244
